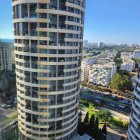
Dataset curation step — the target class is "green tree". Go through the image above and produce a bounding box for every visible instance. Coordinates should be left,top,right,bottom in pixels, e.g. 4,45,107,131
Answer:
88,114,95,136
102,124,107,135
96,110,111,122
89,114,95,127
78,122,86,136
84,112,89,124
95,129,105,140
101,124,107,140
120,136,125,140
110,71,133,91
92,117,99,138
78,112,82,123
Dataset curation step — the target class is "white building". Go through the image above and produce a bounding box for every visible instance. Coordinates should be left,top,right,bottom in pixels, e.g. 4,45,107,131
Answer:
121,63,135,72
83,40,88,48
121,52,135,72
81,51,117,83
88,43,99,49
81,57,97,82
81,61,90,82
133,50,140,59
89,62,117,86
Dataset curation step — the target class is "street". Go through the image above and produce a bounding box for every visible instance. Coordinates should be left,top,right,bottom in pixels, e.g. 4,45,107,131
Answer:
0,106,17,122
80,89,132,115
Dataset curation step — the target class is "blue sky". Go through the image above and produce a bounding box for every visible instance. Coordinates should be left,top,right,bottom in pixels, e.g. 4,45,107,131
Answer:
0,0,140,44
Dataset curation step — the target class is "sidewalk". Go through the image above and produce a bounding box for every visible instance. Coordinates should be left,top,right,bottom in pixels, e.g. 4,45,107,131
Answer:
107,127,127,140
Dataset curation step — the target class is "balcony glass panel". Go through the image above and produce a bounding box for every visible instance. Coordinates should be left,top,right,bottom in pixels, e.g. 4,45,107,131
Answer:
29,4,37,18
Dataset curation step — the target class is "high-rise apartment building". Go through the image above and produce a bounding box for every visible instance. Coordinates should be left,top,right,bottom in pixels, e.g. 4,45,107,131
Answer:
0,42,13,71
12,0,85,140
128,66,140,140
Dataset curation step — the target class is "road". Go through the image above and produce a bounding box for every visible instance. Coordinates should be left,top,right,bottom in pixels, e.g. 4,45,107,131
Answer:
0,106,17,122
80,90,132,115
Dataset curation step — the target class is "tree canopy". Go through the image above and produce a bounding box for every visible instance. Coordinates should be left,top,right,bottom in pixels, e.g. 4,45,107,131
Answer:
110,70,133,91
84,112,89,124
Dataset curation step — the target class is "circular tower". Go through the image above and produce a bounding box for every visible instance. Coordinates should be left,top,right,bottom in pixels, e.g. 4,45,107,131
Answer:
128,66,140,140
12,0,85,140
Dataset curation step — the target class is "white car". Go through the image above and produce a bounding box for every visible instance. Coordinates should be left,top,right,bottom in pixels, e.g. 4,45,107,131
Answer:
1,104,6,107
110,103,115,107
119,105,125,108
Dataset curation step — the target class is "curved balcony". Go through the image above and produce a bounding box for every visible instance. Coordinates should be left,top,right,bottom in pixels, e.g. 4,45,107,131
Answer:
62,102,79,114
38,99,76,109
63,79,80,87
65,20,84,27
16,78,50,88
37,74,78,81
65,2,85,11
37,27,80,34
14,50,82,58
131,125,140,139
19,116,77,135
14,18,50,23
19,121,77,140
18,104,48,115
38,112,77,122
12,0,50,6
37,45,79,50
36,9,81,18
19,117,49,129
37,60,78,66
16,65,50,73
17,91,49,102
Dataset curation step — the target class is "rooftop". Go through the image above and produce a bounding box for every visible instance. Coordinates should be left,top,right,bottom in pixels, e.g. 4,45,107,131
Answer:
72,134,95,140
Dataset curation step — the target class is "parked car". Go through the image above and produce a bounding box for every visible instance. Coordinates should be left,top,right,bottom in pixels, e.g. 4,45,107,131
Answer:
110,103,115,107
119,105,125,108
1,104,7,108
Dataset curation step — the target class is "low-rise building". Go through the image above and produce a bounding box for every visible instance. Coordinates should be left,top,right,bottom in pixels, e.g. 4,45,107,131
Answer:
81,51,117,83
132,50,140,59
121,52,135,72
89,62,117,86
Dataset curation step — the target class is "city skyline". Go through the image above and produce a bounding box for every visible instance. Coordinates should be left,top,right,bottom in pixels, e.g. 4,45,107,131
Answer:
0,0,140,44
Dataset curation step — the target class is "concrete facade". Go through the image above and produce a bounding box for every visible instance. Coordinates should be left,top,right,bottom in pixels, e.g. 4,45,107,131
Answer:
128,66,140,140
0,42,13,71
89,62,117,86
121,52,135,72
133,50,140,59
12,0,85,140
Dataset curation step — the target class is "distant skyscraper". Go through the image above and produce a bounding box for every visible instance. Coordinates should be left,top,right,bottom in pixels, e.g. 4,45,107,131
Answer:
128,66,140,140
99,42,104,48
12,0,85,140
0,42,13,71
83,40,88,47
